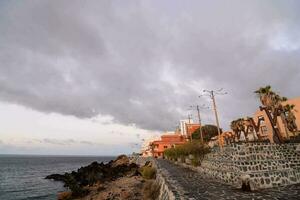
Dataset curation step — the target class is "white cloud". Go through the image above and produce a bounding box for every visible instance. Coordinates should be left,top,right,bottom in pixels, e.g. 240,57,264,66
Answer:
0,0,300,154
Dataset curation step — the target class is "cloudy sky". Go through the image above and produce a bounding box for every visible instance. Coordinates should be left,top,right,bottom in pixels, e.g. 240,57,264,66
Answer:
0,0,300,155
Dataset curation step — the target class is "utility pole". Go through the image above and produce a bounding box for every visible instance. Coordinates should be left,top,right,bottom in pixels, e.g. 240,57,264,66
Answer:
189,105,207,143
196,105,203,143
203,89,227,150
211,91,222,149
188,114,192,124
187,114,192,142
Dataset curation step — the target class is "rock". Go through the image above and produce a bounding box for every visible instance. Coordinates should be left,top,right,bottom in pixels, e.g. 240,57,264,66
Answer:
45,155,140,198
57,191,72,200
120,191,131,199
240,174,252,191
111,155,130,167
296,144,300,154
45,174,66,182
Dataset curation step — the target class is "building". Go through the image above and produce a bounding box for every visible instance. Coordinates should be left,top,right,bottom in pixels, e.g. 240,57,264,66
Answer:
186,123,201,138
180,119,190,135
151,133,186,158
253,97,300,143
179,119,201,139
140,136,160,157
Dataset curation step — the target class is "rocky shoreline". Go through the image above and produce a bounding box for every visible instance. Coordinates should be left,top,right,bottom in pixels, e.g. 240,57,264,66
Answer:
45,155,158,200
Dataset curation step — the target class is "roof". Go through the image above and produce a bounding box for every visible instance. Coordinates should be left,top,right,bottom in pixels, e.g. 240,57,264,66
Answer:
186,123,200,126
161,134,183,137
152,140,185,144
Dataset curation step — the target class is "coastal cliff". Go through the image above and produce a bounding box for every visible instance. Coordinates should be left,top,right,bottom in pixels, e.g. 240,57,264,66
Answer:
46,155,159,200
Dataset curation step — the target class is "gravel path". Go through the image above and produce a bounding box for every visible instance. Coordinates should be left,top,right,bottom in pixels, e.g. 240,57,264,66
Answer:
156,159,300,200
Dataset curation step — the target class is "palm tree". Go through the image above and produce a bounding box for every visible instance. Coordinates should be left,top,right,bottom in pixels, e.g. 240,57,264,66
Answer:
254,85,290,143
254,85,273,108
282,104,298,136
246,117,266,141
230,118,246,142
230,119,239,142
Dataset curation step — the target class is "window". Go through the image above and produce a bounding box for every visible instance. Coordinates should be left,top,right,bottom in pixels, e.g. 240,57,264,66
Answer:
164,146,168,149
258,116,265,124
261,126,268,135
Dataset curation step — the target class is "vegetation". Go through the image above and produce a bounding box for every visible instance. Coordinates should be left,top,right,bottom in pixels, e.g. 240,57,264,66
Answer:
230,117,263,142
191,157,200,166
254,85,298,142
192,124,221,141
254,85,287,109
164,142,210,165
140,165,157,179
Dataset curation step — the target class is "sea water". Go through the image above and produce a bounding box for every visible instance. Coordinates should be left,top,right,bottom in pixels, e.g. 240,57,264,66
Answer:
0,155,115,200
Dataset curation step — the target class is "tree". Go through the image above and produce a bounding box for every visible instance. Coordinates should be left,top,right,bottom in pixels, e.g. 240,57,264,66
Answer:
254,85,297,143
230,117,265,142
283,104,298,134
230,118,244,141
254,85,273,108
192,124,222,142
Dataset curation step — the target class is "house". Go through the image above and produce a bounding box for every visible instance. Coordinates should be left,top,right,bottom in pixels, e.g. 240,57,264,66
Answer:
186,123,201,139
151,133,186,158
140,136,160,157
254,96,300,143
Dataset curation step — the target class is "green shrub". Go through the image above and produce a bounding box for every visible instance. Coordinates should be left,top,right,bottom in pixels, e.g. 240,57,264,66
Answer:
141,166,156,179
164,142,210,165
191,158,200,166
192,124,222,141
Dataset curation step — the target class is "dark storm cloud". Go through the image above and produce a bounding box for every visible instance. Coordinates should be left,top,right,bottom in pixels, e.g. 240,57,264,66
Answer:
0,0,300,130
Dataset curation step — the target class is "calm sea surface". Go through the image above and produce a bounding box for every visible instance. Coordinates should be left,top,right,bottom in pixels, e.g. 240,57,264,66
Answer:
0,155,115,200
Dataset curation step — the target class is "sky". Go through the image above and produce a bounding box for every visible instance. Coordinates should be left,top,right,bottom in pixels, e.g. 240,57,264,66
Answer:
0,0,300,155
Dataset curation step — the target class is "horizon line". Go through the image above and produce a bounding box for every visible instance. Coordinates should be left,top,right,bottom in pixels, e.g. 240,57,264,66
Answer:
0,153,119,157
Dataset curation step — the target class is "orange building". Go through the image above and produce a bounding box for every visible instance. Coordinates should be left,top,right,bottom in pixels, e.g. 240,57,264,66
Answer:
254,97,300,143
151,134,186,158
186,123,201,138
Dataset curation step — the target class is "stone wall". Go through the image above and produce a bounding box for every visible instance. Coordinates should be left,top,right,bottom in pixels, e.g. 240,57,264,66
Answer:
192,143,300,190
134,157,183,200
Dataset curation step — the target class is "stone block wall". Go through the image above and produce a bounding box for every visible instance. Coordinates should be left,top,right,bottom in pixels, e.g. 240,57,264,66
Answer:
197,143,300,190
153,159,185,200
134,157,183,200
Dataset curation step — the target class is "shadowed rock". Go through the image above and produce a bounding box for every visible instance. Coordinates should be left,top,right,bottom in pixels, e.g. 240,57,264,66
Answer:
45,155,140,198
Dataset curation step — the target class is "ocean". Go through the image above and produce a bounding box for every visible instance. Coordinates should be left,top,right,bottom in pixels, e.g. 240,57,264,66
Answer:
0,155,115,200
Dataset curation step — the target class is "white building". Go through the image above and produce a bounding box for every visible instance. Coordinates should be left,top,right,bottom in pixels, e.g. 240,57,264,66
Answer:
179,119,193,136
140,135,160,157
